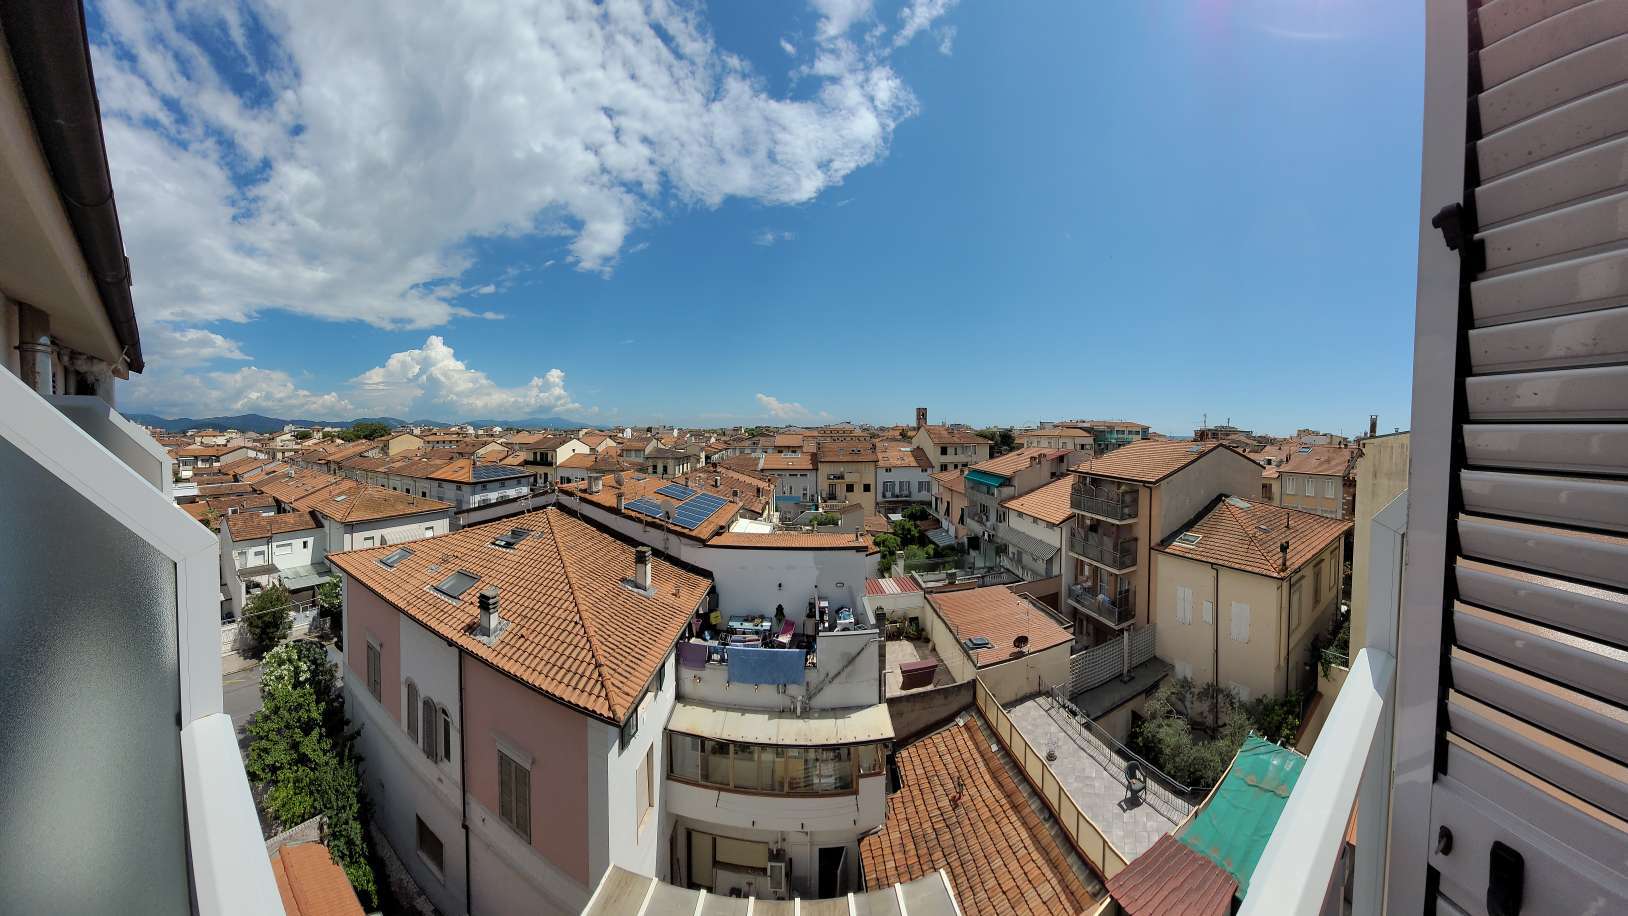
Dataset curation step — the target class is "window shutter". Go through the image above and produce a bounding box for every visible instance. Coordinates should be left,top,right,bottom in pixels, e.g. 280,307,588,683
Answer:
1176,586,1192,624
1406,3,1628,910
406,682,418,742
1230,602,1250,642
1202,599,1214,625
421,698,437,760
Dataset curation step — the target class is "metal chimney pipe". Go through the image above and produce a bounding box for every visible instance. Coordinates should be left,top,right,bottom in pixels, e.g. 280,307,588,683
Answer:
634,546,652,591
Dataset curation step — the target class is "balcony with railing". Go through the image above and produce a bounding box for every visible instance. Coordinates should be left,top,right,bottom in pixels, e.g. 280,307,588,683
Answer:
1070,485,1138,522
1069,532,1137,572
1066,583,1135,628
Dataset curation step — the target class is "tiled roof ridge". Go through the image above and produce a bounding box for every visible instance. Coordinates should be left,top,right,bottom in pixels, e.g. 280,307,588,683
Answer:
1219,496,1283,573
542,512,616,718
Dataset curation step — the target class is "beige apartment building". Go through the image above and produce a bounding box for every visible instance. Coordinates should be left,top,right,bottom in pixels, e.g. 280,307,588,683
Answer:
1276,445,1360,518
909,408,990,472
1062,440,1264,647
1151,497,1350,701
817,439,879,515
1020,426,1096,453
1348,431,1408,649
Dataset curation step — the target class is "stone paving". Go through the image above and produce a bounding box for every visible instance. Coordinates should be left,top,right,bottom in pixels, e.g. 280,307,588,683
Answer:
1005,695,1181,859
882,638,957,697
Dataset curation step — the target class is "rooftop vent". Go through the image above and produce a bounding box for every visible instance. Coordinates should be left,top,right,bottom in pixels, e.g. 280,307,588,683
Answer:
378,546,414,568
477,586,502,638
633,545,652,591
962,636,993,651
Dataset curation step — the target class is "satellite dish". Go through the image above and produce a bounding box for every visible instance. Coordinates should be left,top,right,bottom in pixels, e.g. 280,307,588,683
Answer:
1013,634,1030,653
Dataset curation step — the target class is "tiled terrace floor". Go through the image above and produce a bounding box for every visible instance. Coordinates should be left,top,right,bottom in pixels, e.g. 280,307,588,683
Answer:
882,638,958,698
1005,695,1181,859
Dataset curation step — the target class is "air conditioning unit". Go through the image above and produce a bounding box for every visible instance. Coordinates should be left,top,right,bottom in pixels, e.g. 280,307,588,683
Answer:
767,851,790,897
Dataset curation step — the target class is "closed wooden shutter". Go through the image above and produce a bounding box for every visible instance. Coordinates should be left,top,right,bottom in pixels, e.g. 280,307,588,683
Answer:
1414,1,1628,912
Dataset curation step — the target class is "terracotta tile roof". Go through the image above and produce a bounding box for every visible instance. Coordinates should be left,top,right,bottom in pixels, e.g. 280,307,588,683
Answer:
1278,445,1360,479
927,586,1073,666
1002,477,1074,525
930,469,965,494
223,510,322,542
331,508,710,721
705,531,874,550
219,456,267,477
876,444,932,469
315,440,379,464
1025,426,1095,439
182,502,215,528
1105,834,1235,916
864,576,921,596
676,467,775,516
759,452,815,471
204,493,277,514
293,479,452,524
860,717,1098,916
177,444,236,457
918,424,986,446
557,452,597,469
198,482,255,497
968,447,1067,478
816,440,878,463
254,469,347,504
270,843,366,916
581,433,610,447
1155,495,1351,579
773,433,804,448
1073,440,1226,484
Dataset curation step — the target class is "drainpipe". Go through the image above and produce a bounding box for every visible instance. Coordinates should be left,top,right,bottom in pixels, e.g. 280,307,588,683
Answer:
1212,563,1221,725
16,303,52,396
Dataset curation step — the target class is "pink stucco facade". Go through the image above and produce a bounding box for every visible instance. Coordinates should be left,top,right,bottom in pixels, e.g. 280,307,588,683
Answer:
345,578,400,723
461,652,592,885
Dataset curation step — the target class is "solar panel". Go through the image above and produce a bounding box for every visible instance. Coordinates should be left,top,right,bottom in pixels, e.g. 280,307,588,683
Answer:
625,497,666,519
670,492,729,529
471,464,519,480
655,483,697,500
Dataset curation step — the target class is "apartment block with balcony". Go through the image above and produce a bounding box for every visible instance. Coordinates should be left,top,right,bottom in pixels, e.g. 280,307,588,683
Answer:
961,447,1075,566
1062,439,1263,647
0,6,277,909
816,439,878,515
996,475,1072,582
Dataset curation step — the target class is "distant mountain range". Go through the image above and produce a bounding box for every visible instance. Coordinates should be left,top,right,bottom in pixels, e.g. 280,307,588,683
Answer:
124,412,589,434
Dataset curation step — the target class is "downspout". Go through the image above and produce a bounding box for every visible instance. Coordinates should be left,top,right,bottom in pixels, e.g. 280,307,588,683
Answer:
458,650,472,915
1212,563,1220,725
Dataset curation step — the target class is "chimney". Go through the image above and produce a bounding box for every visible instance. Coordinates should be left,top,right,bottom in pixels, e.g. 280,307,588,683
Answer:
915,407,928,428
713,474,722,487
588,473,603,494
1279,540,1290,573
616,494,626,511
478,587,501,637
634,546,652,591
1368,414,1379,438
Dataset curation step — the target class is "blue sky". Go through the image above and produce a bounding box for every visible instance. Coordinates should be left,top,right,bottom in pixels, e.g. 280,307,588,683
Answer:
95,0,1422,436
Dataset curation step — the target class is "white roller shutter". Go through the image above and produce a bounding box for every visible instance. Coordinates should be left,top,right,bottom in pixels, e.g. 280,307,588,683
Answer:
1410,1,1628,912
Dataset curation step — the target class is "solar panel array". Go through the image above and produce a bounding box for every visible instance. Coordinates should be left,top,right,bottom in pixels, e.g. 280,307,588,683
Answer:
471,464,521,480
626,497,666,519
671,492,728,530
655,483,697,500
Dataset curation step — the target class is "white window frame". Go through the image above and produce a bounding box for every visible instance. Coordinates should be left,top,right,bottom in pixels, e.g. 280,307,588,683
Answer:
1324,477,1337,498
1286,476,1298,495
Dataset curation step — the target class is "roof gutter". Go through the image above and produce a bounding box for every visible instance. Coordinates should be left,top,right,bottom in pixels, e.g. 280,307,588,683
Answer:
1,0,144,372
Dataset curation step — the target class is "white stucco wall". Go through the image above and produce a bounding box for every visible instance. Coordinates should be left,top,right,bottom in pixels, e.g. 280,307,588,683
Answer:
588,651,675,888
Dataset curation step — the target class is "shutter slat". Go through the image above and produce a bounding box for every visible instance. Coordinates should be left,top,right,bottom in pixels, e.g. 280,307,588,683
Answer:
1477,32,1628,135
1479,0,1628,88
1454,602,1628,707
1477,190,1628,269
1461,423,1628,475
1476,133,1628,227
1458,514,1628,588
1464,364,1628,420
1459,469,1628,530
1480,0,1597,45
1455,557,1628,644
1451,650,1628,763
1449,689,1628,816
1475,81,1628,180
1467,305,1628,372
1471,245,1628,326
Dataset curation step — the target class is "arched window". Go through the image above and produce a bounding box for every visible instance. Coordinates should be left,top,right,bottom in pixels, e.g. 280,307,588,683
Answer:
421,697,437,760
405,680,419,743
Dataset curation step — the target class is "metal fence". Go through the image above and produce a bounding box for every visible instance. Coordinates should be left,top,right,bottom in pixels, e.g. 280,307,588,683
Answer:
1045,686,1198,824
974,680,1130,881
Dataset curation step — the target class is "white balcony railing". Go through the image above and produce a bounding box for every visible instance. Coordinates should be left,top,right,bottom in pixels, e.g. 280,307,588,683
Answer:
1239,490,1406,916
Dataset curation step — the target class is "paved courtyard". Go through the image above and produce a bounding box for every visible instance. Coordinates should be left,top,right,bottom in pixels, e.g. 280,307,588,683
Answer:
1005,695,1180,859
882,638,957,697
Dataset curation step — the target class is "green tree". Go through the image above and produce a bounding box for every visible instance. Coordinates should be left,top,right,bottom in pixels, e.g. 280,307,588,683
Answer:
316,576,343,647
873,533,900,573
810,512,841,527
890,518,923,547
338,421,390,442
242,584,294,658
976,427,1016,456
292,429,314,441
1131,678,1252,787
901,505,932,523
263,641,338,704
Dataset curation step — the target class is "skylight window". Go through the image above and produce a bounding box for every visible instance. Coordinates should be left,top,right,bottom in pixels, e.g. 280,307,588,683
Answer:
1176,532,1202,546
433,570,480,600
491,527,533,549
379,546,414,568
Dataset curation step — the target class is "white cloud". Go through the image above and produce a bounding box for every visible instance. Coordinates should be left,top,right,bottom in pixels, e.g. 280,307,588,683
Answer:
755,392,813,420
124,364,355,418
936,26,957,55
145,325,254,366
752,229,797,247
779,37,797,56
893,0,958,51
92,0,933,331
349,335,580,418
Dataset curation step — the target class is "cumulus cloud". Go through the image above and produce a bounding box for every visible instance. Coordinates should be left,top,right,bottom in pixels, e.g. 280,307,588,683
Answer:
752,229,797,247
349,336,580,418
144,325,254,367
91,0,942,331
894,0,958,50
755,392,813,420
